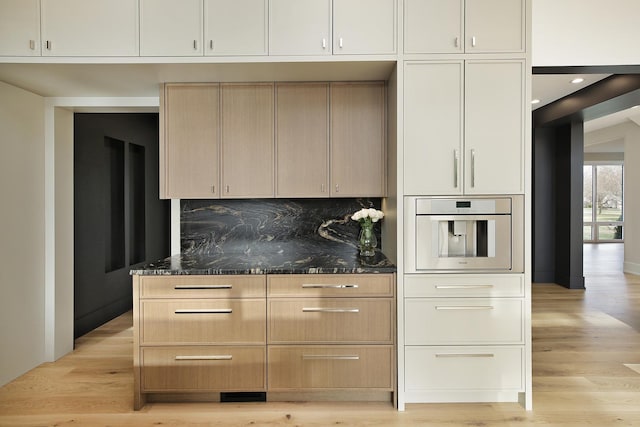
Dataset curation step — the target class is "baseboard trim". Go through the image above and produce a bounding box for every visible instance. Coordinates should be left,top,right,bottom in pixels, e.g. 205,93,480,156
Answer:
624,261,640,276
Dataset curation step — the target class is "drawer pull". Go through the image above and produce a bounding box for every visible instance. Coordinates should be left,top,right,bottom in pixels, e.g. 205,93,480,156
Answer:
435,285,493,289
174,285,233,290
302,308,360,313
435,353,494,358
435,306,494,310
175,355,233,361
301,284,359,289
174,309,232,314
302,355,359,361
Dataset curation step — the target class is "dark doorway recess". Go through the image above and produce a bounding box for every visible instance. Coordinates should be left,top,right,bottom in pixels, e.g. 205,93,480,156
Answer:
532,68,640,289
74,113,170,338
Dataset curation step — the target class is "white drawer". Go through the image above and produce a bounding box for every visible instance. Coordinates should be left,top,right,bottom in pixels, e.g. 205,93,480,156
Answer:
404,274,524,298
405,298,524,344
405,346,524,392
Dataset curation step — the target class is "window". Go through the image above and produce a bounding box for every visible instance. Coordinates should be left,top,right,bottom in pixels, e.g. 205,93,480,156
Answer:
583,164,624,242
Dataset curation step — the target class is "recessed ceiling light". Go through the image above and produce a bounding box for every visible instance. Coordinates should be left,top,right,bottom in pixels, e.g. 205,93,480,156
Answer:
531,99,541,104
571,77,585,84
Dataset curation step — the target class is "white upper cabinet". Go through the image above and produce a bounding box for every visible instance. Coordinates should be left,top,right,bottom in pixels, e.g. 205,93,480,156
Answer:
205,0,267,55
140,0,203,56
333,0,396,55
269,0,331,56
404,0,524,54
41,0,138,56
0,0,41,56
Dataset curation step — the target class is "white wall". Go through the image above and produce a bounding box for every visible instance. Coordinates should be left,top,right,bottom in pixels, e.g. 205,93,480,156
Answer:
533,0,640,66
0,81,46,385
585,120,640,274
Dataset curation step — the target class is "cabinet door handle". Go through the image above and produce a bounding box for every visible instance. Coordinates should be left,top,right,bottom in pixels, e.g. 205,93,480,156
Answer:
322,38,327,49
175,355,232,361
174,284,232,290
470,149,476,188
302,284,358,289
435,284,493,289
302,307,359,313
335,184,339,193
435,353,494,358
321,183,325,193
29,40,36,50
211,185,216,194
209,40,214,50
46,40,52,50
453,149,459,188
226,185,230,193
435,306,493,310
339,37,343,49
193,40,198,50
471,36,477,47
174,309,232,314
454,37,459,48
302,355,359,361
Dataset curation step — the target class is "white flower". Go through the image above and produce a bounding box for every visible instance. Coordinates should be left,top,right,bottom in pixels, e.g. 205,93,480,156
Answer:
351,208,384,224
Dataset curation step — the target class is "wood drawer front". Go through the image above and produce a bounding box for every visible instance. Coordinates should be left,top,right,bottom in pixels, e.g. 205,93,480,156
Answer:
268,298,393,344
404,274,524,298
141,300,266,345
141,346,266,392
405,346,524,392
405,298,524,345
139,275,266,299
268,274,394,297
268,345,393,390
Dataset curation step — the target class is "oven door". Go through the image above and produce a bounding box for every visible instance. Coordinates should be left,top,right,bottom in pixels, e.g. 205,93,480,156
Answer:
415,214,512,271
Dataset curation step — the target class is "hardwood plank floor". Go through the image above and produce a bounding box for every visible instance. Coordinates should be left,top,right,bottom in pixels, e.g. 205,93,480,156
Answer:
2,244,640,426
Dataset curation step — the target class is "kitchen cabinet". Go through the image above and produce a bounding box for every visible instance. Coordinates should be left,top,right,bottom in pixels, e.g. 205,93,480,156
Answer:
133,275,267,409
403,60,524,195
267,274,395,392
403,274,525,402
140,0,203,56
269,0,331,56
0,0,40,56
204,0,267,56
330,82,386,197
41,0,138,56
404,0,524,54
275,83,329,198
333,0,396,55
221,83,274,198
161,83,220,199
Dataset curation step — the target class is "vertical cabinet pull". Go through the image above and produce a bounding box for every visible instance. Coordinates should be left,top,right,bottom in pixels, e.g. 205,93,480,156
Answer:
321,183,325,193
209,40,214,50
211,185,216,194
454,37,459,48
453,149,459,188
339,37,343,49
335,184,339,193
322,38,327,49
46,40,52,50
226,185,230,193
193,40,198,50
29,40,36,50
471,36,477,47
470,149,476,188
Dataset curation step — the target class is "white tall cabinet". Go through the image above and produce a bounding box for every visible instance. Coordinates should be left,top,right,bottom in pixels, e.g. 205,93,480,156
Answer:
0,0,40,56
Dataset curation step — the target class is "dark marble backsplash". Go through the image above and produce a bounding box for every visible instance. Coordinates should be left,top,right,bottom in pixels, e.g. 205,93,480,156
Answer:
181,198,382,256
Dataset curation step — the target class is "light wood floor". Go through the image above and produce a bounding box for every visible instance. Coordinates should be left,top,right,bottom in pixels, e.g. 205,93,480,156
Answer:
2,244,640,426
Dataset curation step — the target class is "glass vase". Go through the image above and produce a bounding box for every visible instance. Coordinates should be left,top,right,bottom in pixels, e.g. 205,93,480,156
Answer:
358,222,377,257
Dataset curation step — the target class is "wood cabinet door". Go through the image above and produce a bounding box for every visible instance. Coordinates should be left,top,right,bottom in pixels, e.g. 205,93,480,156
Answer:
140,0,203,56
220,83,274,198
330,82,386,197
0,0,40,56
204,0,267,55
403,61,463,195
464,60,524,194
333,0,396,55
162,84,219,199
404,0,462,54
269,0,331,55
465,0,525,53
41,0,138,56
275,83,329,197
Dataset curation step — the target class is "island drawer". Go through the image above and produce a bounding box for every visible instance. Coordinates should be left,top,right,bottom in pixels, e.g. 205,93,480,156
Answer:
268,298,393,344
405,298,524,345
140,299,266,345
141,346,266,392
404,274,524,298
268,345,393,390
268,274,394,297
139,275,266,299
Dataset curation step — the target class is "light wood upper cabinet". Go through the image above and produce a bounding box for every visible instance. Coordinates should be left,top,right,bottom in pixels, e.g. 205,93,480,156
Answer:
333,0,396,55
0,0,40,56
161,84,220,199
221,83,274,198
275,83,329,198
140,0,203,56
404,0,524,54
269,0,331,56
204,0,267,56
41,0,138,56
330,82,386,197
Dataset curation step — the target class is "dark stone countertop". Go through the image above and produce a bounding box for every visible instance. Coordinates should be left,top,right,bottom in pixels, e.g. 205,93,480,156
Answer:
130,241,396,275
